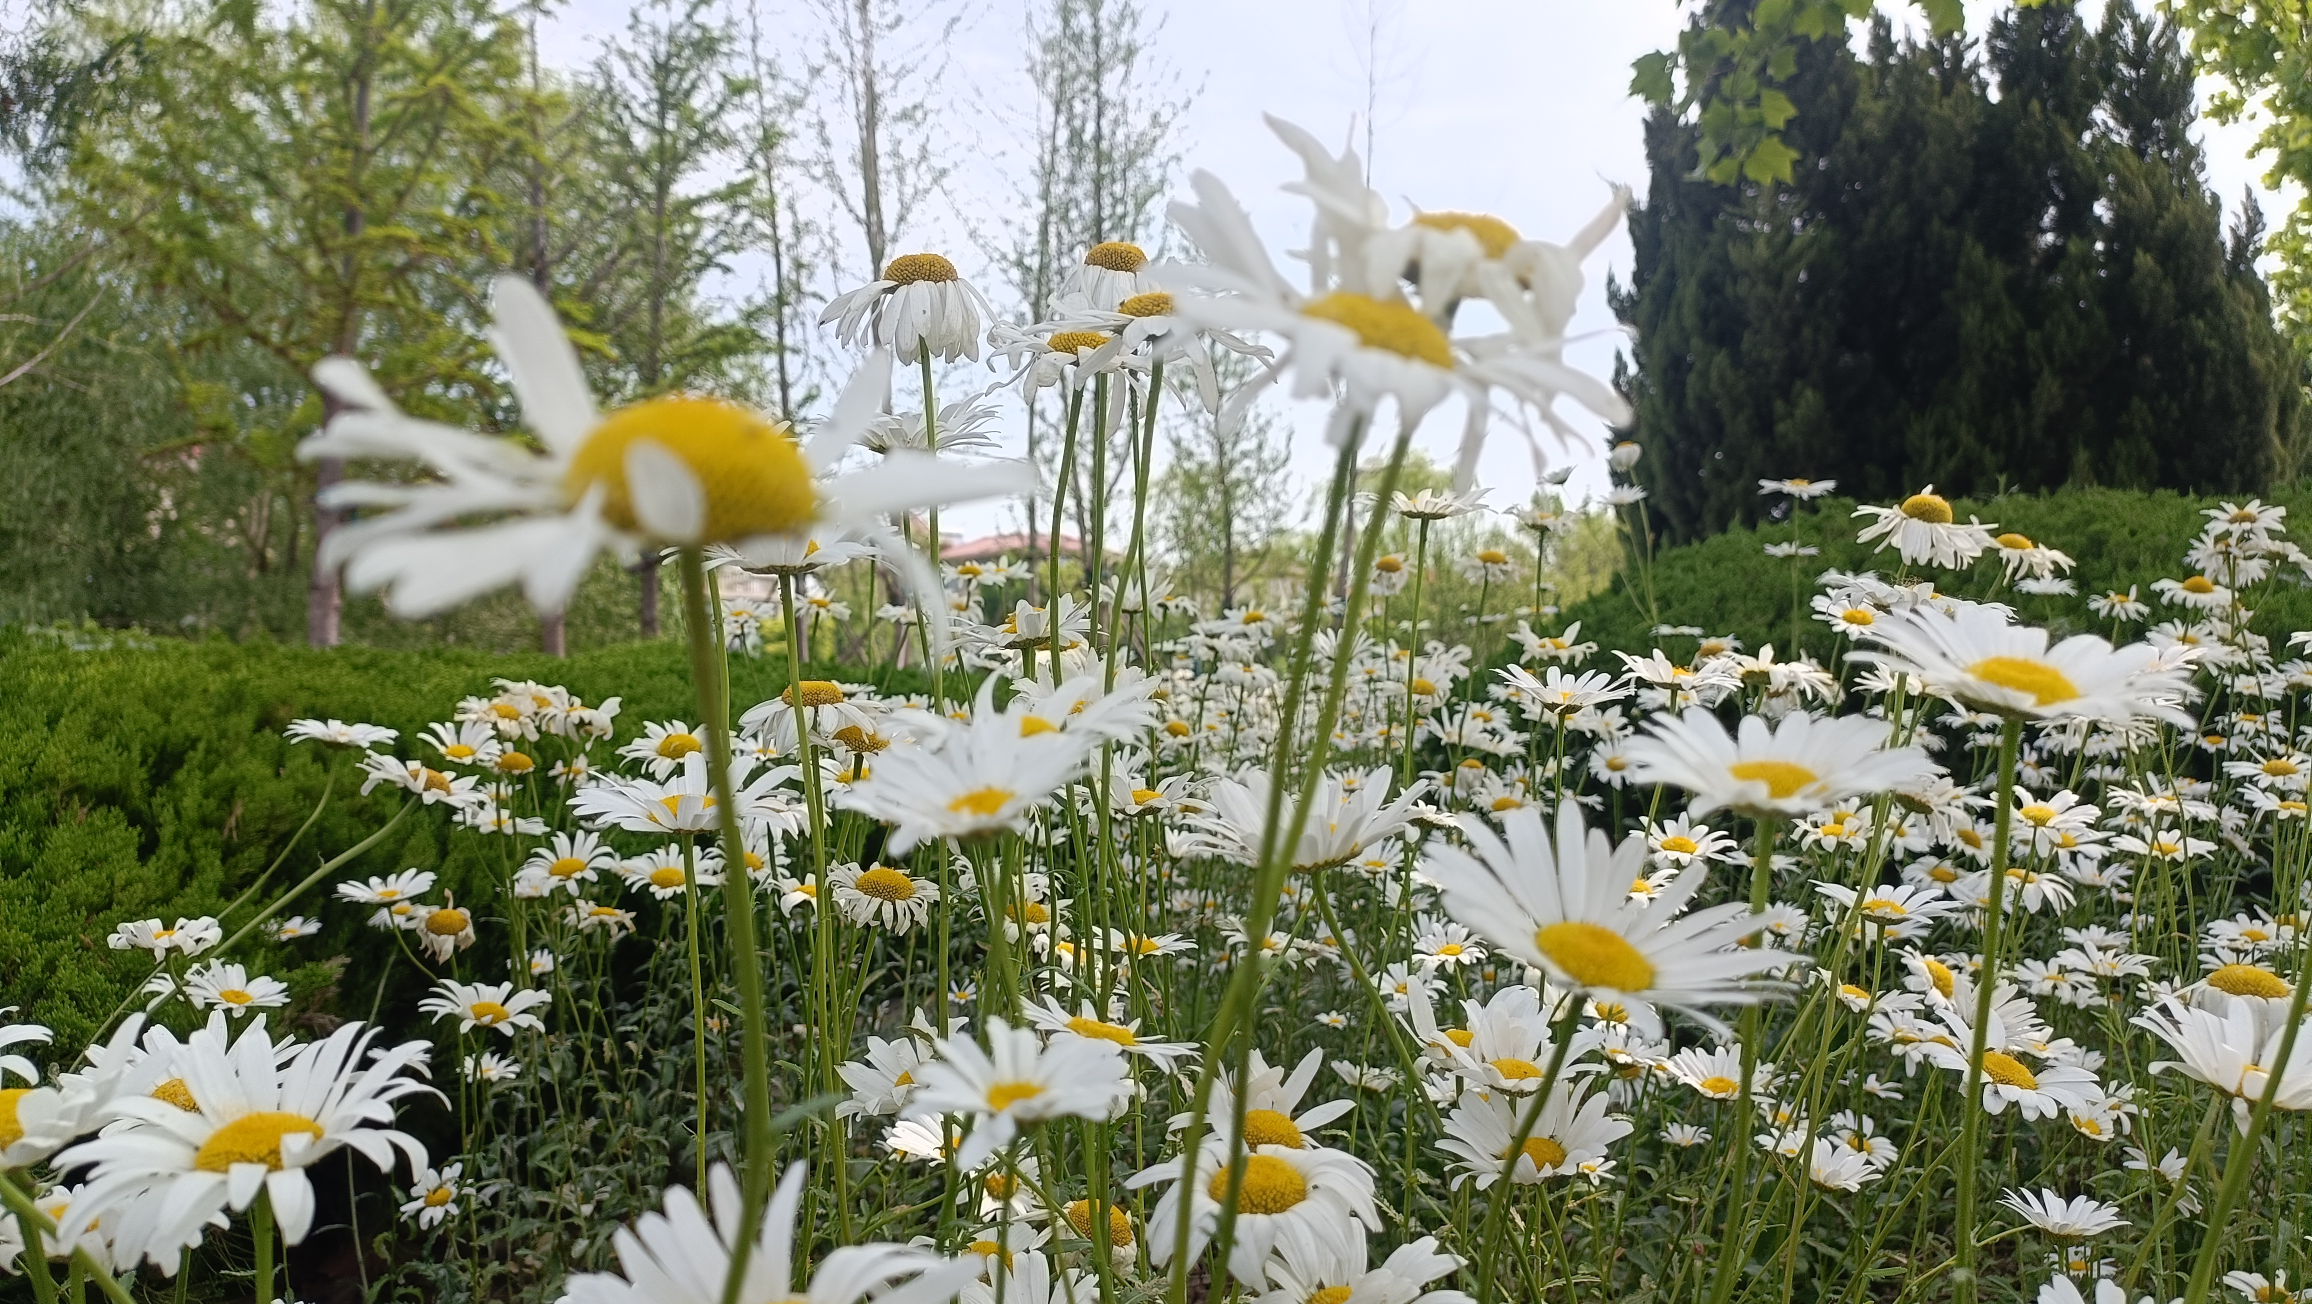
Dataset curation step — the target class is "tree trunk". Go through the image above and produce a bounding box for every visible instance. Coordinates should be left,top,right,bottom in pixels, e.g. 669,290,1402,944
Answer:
638,551,661,636
308,445,345,647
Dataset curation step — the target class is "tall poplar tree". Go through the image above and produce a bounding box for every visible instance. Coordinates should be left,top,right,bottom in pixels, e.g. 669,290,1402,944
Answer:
1615,0,2302,542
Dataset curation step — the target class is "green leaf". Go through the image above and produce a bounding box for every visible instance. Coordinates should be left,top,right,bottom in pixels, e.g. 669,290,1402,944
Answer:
1769,44,1800,79
1741,134,1802,185
1630,51,1675,106
1759,88,1799,130
1916,0,1964,35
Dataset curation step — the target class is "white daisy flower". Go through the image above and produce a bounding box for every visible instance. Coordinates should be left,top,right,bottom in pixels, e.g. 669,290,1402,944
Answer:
417,979,551,1037
1130,1135,1379,1287
906,1020,1131,1171
1435,1082,1632,1187
1621,707,1938,819
821,252,995,363
1247,1233,1467,1304
835,1035,933,1120
398,1162,464,1229
301,276,1025,618
1171,1048,1358,1152
58,1018,434,1268
1852,487,1996,568
1022,997,1198,1068
181,963,290,1015
515,830,618,897
1854,603,2197,726
828,863,940,933
2001,1188,2128,1239
283,719,398,750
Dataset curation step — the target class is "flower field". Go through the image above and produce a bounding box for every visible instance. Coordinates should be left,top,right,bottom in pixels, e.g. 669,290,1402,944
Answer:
4,119,2311,1304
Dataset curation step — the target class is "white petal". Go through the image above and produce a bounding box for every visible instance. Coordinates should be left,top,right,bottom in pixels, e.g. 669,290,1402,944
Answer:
624,439,705,543
311,357,394,413
266,1169,317,1244
806,348,894,473
491,274,600,455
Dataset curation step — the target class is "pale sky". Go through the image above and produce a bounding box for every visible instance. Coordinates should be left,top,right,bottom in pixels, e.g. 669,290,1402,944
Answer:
538,0,2292,539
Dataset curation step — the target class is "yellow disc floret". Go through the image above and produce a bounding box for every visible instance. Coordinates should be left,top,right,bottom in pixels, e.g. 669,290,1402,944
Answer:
2207,964,2290,998
1065,1200,1135,1247
884,253,959,284
1242,1108,1305,1149
1727,759,1819,801
1967,656,2080,707
855,868,918,902
948,787,1015,817
152,1078,198,1111
1118,291,1174,318
195,1112,324,1172
1413,211,1522,259
1513,1136,1568,1169
1211,1154,1308,1214
1300,292,1453,367
1065,1016,1138,1047
985,1081,1044,1112
1084,241,1147,271
1900,492,1954,523
784,681,847,708
1980,1051,2039,1091
566,397,818,544
425,908,471,937
1534,921,1655,991
1047,330,1111,355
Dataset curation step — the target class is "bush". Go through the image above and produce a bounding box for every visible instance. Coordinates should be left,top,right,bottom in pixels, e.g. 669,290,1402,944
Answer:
1558,483,2312,661
0,631,830,1045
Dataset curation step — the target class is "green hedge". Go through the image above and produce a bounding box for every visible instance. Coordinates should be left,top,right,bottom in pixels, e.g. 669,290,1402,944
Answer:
0,632,826,1045
1559,484,2312,658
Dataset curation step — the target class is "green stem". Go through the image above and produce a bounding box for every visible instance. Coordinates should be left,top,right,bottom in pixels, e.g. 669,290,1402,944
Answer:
212,797,417,961
252,1187,275,1304
1474,997,1583,1301
677,550,777,1304
1952,716,2022,1304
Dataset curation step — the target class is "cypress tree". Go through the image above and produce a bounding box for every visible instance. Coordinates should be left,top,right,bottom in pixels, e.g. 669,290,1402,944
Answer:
1615,0,2304,542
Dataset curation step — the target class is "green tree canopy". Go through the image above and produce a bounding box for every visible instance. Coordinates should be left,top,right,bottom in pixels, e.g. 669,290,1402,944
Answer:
1615,0,2305,543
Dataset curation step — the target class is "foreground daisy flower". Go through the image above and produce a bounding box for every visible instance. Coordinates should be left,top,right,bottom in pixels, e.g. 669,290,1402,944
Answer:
559,1162,975,1304
59,1017,434,1268
1248,1232,1468,1304
834,707,1099,854
1852,487,1996,569
1022,997,1198,1068
1169,1048,1357,1151
302,276,1025,616
906,1020,1131,1170
1436,1082,1631,1187
283,719,399,750
2134,998,2312,1128
1855,603,2196,726
417,979,551,1037
1131,1134,1380,1286
1621,707,1938,818
1423,803,1804,1028
2001,1188,2128,1239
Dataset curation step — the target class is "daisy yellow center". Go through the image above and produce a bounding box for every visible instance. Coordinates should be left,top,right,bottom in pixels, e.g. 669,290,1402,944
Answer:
855,868,917,902
1019,716,1061,737
1211,1154,1307,1214
2207,964,2291,998
1966,656,2079,707
1065,1015,1138,1046
1311,1289,1355,1304
1435,943,1466,957
550,857,588,878
1492,796,1525,811
1899,493,1954,524
1840,984,1870,1002
2182,575,2216,594
491,702,523,719
1476,548,1510,566
424,1186,454,1207
648,866,687,889
2264,759,2299,776
1010,902,1051,924
785,681,846,707
1163,720,1192,738
1375,555,1404,573
1698,1075,1741,1096
422,769,454,794
1860,898,1908,920
948,787,1015,817
1300,291,1453,367
1118,291,1173,317
444,743,477,760
469,1000,513,1025
965,1241,1012,1267
884,253,958,284
1511,1135,1569,1168
1995,533,2034,550
1924,958,1956,997
1491,1057,1544,1080
217,988,255,1006
985,1081,1043,1112
1048,330,1111,354
497,751,534,773
566,397,818,543
1841,608,1874,626
1084,241,1147,271
893,1071,914,1087
1413,210,1522,259
1659,835,1699,855
655,732,704,758
1243,1108,1304,1149
2020,804,2058,826
426,908,471,936
1980,1051,2039,1090
194,1111,323,1172
152,1078,197,1111
1410,678,1438,696
1066,1200,1135,1246
0,1089,26,1148
1534,921,1654,991
1131,787,1162,805
1727,759,1818,800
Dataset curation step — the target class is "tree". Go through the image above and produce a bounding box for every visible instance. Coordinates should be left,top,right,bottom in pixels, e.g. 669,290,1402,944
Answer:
1615,1,2303,542
583,0,761,634
1157,360,1295,610
55,0,523,646
805,0,958,280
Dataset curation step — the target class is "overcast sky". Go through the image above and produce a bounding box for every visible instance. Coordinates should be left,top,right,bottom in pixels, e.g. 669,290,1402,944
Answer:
536,0,2290,540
